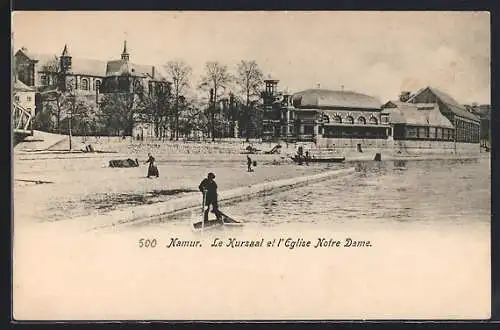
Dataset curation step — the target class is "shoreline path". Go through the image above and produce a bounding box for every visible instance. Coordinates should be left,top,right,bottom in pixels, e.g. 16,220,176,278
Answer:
14,151,350,228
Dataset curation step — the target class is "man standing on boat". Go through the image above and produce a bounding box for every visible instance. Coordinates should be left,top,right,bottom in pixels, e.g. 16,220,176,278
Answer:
199,172,223,223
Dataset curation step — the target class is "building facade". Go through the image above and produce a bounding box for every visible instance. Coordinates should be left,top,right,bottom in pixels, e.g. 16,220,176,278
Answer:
381,101,455,141
261,79,389,147
261,79,480,153
14,41,171,138
13,79,36,132
407,87,480,144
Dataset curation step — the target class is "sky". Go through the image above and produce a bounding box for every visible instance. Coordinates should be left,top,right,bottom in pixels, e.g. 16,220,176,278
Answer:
12,11,491,104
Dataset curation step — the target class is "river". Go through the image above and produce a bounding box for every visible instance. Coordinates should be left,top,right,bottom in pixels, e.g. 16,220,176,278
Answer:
131,157,490,234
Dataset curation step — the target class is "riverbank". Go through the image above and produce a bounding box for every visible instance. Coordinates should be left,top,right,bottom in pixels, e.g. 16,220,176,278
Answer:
14,153,351,227
15,132,485,163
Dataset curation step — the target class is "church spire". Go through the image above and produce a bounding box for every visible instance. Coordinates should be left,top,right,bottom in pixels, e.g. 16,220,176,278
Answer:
121,40,129,61
61,44,70,56
60,44,72,72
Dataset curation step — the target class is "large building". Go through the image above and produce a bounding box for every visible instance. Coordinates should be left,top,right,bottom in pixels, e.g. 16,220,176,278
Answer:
381,101,455,141
406,86,480,144
13,78,36,132
14,41,170,116
261,79,481,153
261,79,389,147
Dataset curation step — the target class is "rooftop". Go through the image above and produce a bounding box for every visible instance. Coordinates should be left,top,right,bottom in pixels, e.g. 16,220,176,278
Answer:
381,100,454,128
408,86,480,122
292,89,381,110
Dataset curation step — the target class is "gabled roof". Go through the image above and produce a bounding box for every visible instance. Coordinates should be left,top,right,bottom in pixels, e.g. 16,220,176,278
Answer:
16,48,167,81
17,49,107,77
70,58,107,77
408,86,479,122
381,100,454,128
105,59,166,81
13,79,36,92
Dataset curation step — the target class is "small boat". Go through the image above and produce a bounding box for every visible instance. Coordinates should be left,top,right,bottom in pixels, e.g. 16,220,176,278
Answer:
290,155,345,164
109,158,139,168
192,211,244,231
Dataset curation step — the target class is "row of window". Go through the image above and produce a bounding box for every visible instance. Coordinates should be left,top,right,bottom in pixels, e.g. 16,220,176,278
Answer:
455,120,480,143
14,95,32,102
394,126,455,141
325,115,379,125
40,75,102,91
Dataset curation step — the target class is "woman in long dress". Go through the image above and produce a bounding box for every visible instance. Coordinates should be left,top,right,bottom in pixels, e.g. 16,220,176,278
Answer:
144,153,159,178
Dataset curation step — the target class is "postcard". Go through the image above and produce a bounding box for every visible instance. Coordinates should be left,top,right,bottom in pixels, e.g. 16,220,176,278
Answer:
12,11,491,320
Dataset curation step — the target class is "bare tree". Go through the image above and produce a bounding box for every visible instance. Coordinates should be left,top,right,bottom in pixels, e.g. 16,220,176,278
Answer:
165,61,192,140
235,60,264,141
99,77,144,136
199,61,232,141
139,82,171,139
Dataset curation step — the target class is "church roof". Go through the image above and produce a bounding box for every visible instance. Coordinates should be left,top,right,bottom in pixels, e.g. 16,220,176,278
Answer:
15,48,165,80
292,88,381,109
105,59,166,81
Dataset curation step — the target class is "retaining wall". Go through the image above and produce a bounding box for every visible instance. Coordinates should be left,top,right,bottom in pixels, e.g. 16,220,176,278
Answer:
68,167,356,231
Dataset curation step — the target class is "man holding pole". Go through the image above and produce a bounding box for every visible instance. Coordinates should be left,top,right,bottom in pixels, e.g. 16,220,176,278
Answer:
198,172,223,223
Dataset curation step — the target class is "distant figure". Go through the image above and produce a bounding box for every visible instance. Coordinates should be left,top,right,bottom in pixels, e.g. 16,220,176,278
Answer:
144,153,159,178
297,145,304,157
198,172,222,222
305,151,310,165
247,155,253,172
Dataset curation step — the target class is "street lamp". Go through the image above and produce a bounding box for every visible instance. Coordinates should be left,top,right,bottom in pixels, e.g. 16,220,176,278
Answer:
67,110,73,151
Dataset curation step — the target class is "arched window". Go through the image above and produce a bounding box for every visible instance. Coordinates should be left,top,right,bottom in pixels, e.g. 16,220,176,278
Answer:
357,116,366,125
81,78,89,90
95,80,101,92
333,115,342,123
369,117,378,125
346,116,354,124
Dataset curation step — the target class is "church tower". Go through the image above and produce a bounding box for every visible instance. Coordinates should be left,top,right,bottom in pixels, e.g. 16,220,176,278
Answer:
60,44,72,72
121,40,130,62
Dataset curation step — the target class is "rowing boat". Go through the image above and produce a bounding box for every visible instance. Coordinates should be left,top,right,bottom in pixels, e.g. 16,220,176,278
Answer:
290,155,345,164
192,212,244,231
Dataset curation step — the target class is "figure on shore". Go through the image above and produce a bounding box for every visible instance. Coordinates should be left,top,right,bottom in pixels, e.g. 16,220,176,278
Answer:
198,172,223,223
305,151,310,165
247,155,253,172
144,153,159,178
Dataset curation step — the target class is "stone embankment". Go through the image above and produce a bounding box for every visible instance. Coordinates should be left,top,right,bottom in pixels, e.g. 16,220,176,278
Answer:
67,167,356,231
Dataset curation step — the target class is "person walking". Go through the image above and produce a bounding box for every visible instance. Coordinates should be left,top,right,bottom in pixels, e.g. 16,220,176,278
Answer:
144,153,159,178
198,172,223,223
247,155,253,172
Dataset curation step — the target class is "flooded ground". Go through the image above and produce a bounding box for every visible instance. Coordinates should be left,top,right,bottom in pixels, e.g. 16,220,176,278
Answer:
13,156,491,320
126,157,490,234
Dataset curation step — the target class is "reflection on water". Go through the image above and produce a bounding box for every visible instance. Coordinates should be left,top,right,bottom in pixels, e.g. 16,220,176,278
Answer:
137,158,490,233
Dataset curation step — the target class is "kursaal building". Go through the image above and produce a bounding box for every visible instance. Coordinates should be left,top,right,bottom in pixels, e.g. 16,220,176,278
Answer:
261,79,481,154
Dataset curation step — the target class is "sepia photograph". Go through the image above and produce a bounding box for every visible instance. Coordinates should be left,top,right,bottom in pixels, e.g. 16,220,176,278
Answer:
12,11,491,320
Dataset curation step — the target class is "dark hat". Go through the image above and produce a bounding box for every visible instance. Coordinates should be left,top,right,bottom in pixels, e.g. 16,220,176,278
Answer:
208,172,216,178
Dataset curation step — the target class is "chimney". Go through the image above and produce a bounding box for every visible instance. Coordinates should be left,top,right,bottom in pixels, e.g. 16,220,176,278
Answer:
151,66,155,79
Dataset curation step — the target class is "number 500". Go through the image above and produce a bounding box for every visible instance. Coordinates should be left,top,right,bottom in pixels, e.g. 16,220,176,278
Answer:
138,238,157,248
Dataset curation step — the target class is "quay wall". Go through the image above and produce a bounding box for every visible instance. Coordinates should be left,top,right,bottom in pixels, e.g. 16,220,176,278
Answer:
16,132,482,161
66,167,356,231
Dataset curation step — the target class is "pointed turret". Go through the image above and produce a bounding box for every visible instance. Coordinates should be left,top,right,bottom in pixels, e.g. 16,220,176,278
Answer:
60,44,72,72
121,40,130,61
61,44,70,56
